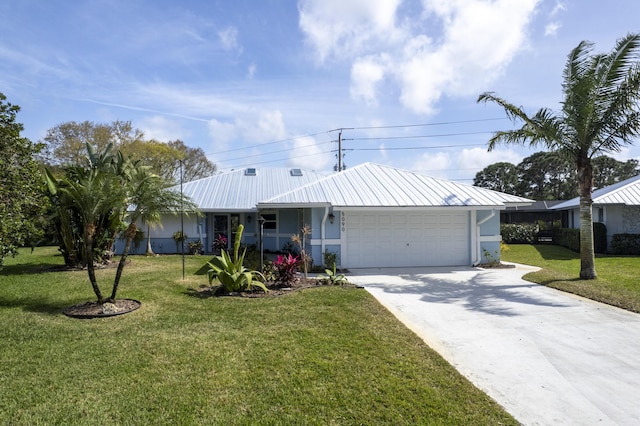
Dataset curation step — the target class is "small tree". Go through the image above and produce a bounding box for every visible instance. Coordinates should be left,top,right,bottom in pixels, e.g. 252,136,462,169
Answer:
291,225,312,279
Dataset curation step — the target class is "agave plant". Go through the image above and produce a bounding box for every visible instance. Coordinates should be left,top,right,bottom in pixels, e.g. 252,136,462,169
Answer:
207,224,267,293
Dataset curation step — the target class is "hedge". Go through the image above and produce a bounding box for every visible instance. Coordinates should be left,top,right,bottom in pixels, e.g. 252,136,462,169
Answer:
501,222,607,254
553,222,607,254
500,223,538,244
610,233,640,255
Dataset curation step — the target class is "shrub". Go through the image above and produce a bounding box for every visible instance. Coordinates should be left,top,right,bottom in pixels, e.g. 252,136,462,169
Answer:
554,223,607,254
187,240,203,255
610,233,640,255
323,250,338,269
212,234,227,253
501,223,538,244
272,253,300,286
554,228,580,252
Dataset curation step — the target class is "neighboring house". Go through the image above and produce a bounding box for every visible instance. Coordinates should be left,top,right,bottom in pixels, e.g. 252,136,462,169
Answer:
552,174,640,246
502,200,566,226
132,163,532,268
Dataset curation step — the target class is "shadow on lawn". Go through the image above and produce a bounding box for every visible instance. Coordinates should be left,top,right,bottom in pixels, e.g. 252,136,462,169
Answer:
0,295,72,315
532,244,579,261
0,263,67,276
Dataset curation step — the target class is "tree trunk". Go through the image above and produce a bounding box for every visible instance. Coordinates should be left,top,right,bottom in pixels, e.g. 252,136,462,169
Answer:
85,224,104,301
577,158,597,279
111,222,136,301
145,224,155,256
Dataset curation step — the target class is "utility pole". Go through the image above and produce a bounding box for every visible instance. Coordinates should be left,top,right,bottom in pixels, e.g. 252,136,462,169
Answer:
337,131,342,172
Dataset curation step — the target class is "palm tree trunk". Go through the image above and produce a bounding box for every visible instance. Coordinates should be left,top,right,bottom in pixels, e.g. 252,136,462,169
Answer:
111,222,136,300
85,224,104,301
145,224,155,256
577,159,597,279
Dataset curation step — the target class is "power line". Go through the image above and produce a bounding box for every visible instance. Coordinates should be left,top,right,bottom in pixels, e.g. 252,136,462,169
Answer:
345,143,486,152
352,131,495,141
205,118,503,159
350,117,507,130
212,119,502,169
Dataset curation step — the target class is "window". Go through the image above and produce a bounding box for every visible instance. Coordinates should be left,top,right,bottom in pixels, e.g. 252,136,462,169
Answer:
262,213,277,230
245,168,256,176
290,168,303,176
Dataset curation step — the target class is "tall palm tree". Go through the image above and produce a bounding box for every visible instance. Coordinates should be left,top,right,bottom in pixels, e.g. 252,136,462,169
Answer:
478,33,640,279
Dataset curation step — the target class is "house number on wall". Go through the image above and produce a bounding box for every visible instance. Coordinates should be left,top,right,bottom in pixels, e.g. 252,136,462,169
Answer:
341,211,346,232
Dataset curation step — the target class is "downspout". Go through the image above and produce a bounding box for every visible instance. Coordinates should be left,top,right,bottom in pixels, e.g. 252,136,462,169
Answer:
473,209,496,266
321,206,329,256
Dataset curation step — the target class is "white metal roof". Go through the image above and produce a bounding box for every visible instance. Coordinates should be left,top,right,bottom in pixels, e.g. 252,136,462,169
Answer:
553,174,640,209
178,168,326,211
258,163,532,209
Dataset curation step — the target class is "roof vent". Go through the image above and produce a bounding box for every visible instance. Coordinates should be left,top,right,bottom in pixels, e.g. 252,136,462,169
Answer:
290,168,303,176
245,168,257,176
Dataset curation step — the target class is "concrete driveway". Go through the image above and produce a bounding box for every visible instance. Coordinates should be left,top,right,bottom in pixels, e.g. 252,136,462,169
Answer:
348,264,640,426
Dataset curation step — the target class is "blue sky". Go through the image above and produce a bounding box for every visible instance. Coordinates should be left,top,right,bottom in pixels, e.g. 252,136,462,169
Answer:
2,0,640,182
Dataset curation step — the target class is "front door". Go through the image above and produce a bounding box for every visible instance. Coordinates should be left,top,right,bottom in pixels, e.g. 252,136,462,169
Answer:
213,214,240,251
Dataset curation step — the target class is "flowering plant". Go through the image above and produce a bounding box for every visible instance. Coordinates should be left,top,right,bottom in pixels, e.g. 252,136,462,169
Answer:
273,253,300,285
213,234,228,252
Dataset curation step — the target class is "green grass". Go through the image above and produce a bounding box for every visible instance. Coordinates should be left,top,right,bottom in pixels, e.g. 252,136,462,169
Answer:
0,247,516,425
503,244,640,313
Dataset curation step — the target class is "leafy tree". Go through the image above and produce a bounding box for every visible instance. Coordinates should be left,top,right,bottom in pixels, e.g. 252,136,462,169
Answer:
475,153,638,199
40,121,216,183
473,162,519,194
167,139,217,182
40,120,143,167
478,34,640,279
592,156,639,188
0,93,48,267
516,151,575,200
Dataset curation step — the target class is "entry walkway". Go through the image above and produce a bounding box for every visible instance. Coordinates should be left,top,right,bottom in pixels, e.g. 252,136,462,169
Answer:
348,264,640,426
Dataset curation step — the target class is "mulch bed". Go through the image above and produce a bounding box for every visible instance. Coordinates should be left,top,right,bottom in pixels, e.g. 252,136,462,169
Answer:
194,277,358,298
63,299,141,319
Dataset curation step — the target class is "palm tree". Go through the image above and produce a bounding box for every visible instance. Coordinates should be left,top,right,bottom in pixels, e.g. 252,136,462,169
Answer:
46,143,128,301
47,144,199,302
478,34,640,279
111,164,197,300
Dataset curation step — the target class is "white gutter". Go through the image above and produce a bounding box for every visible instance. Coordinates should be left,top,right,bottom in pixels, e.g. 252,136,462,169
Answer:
473,209,497,266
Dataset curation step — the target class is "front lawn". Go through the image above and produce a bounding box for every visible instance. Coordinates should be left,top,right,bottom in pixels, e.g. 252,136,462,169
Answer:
502,244,640,313
0,247,517,425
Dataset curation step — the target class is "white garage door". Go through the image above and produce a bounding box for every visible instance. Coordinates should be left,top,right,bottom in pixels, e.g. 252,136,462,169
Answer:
345,211,470,268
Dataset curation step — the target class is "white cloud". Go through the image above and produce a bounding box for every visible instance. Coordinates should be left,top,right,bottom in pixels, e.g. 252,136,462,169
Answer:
457,147,523,172
350,55,388,105
298,0,403,63
208,109,286,145
299,0,541,115
289,135,332,170
247,63,257,79
544,22,561,36
218,26,240,51
139,115,186,141
409,151,452,178
550,1,567,17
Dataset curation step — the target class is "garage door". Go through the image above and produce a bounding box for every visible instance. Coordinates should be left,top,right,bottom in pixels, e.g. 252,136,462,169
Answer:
345,211,470,268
